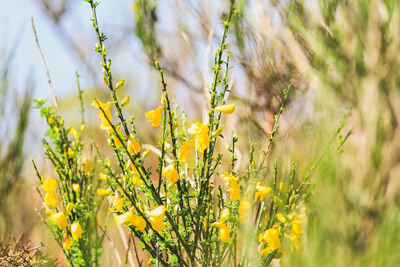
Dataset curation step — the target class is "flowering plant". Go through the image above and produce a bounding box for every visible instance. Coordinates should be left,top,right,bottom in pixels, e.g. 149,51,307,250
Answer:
33,0,312,266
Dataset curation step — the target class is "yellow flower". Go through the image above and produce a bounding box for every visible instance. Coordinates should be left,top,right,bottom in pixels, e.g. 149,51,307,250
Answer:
276,212,286,223
279,182,287,193
131,214,147,231
292,215,304,235
115,78,125,89
178,140,195,163
145,107,163,127
187,122,210,152
162,163,179,183
238,197,251,223
130,174,143,186
42,177,57,192
115,209,147,231
229,181,241,201
84,158,95,173
97,188,109,196
220,172,241,201
92,99,113,130
220,208,230,223
50,211,68,229
63,233,71,250
111,127,123,147
213,208,231,243
196,132,210,152
44,191,58,208
66,203,73,213
115,210,132,225
220,172,236,183
121,96,130,107
260,228,280,251
127,135,141,155
71,222,82,241
127,160,139,174
187,122,208,135
215,104,236,114
111,194,124,212
69,127,80,140
146,205,166,232
254,182,272,202
203,218,208,230
72,183,81,193
218,224,231,243
67,147,74,159
99,173,107,181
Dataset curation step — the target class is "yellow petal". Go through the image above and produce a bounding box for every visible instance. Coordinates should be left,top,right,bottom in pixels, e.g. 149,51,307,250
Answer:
229,181,241,201
72,183,81,193
292,215,304,234
66,203,73,213
116,211,134,225
99,173,107,181
219,224,231,243
131,174,143,186
71,222,82,241
44,191,58,208
255,182,272,201
162,164,179,183
97,188,109,196
91,99,112,110
219,208,230,223
276,212,286,223
195,132,210,152
63,234,72,250
215,104,235,114
115,79,125,89
67,147,74,159
112,194,124,212
127,160,139,174
220,172,237,183
69,127,80,140
265,228,280,250
187,122,208,135
145,107,162,127
178,140,194,163
146,205,166,217
42,177,57,192
131,214,147,231
50,211,68,229
127,136,141,155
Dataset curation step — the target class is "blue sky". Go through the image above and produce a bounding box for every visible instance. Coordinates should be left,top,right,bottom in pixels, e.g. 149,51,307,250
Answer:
0,0,140,99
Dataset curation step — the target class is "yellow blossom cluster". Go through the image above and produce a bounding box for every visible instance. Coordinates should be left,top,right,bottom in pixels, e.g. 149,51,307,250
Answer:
43,175,84,250
259,228,281,256
115,205,167,233
42,177,58,208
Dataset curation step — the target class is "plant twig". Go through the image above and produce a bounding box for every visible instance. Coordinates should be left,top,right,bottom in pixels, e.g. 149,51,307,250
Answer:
30,17,60,115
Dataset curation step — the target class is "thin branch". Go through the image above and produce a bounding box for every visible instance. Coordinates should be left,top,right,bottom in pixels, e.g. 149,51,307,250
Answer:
30,17,60,115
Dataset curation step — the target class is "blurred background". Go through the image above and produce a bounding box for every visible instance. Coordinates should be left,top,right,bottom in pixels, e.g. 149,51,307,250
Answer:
1,0,400,266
